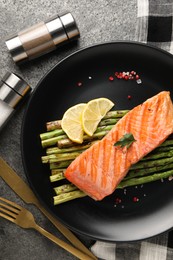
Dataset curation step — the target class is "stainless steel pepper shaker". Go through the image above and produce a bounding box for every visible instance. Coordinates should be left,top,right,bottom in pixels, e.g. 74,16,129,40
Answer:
5,12,80,63
0,72,31,130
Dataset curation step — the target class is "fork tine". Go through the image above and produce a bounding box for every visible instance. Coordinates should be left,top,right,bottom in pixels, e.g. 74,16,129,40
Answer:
0,209,16,222
0,197,22,223
0,202,19,214
0,196,22,221
0,197,22,211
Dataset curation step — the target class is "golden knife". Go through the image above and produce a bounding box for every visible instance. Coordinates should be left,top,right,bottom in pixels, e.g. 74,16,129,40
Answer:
0,157,97,260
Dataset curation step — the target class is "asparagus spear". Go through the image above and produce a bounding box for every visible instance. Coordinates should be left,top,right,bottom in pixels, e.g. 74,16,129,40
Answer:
50,161,73,170
42,134,68,148
49,152,173,171
42,146,173,164
126,162,173,179
51,168,66,174
41,110,130,147
141,150,173,161
45,118,119,134
130,156,173,170
98,118,119,126
45,138,173,162
54,183,77,195
103,110,129,119
41,111,128,142
41,126,112,148
46,142,96,155
53,169,173,205
40,129,65,140
57,137,173,151
50,160,173,184
42,152,83,163
46,110,129,131
118,169,173,189
57,129,111,148
57,132,173,150
46,141,172,156
46,120,62,131
54,190,86,205
50,172,65,182
151,146,173,152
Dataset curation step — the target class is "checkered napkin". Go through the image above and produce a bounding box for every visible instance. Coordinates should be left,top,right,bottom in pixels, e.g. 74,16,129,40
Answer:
136,0,173,54
90,1,173,259
91,232,173,260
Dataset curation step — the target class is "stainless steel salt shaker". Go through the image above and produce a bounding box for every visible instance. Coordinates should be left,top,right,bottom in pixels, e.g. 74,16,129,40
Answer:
0,72,31,130
5,12,80,63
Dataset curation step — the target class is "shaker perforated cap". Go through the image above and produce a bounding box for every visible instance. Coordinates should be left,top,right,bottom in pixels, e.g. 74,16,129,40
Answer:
5,12,80,63
0,72,31,108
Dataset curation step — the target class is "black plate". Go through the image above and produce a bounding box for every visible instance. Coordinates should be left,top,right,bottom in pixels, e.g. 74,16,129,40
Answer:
21,41,173,242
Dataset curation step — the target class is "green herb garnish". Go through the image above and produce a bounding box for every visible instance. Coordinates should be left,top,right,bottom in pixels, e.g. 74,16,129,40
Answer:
114,133,136,149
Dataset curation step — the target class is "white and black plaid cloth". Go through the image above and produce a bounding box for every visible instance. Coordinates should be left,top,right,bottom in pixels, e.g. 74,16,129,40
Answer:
136,0,173,54
90,1,173,259
91,232,173,260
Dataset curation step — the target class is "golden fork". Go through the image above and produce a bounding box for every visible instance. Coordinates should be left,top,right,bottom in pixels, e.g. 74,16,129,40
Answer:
0,157,97,260
0,197,93,260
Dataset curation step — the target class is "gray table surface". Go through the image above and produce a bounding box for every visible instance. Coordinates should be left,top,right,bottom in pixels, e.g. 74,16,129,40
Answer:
0,1,137,259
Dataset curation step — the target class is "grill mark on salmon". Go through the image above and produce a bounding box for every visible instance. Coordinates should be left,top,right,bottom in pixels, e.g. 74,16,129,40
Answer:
64,91,173,200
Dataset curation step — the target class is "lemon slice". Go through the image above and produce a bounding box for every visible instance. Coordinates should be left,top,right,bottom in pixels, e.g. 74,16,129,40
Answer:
82,98,114,136
61,103,86,143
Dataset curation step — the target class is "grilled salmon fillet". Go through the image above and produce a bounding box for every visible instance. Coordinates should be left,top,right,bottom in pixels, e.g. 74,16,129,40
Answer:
64,91,173,200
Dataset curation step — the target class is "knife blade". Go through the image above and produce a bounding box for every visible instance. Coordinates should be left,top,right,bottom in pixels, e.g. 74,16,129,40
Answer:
0,157,97,260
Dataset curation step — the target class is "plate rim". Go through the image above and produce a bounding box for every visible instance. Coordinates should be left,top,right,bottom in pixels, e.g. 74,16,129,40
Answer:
21,40,173,242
